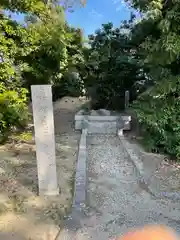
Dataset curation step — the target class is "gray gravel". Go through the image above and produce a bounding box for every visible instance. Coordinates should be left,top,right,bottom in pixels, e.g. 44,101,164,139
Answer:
85,135,180,239
58,134,180,240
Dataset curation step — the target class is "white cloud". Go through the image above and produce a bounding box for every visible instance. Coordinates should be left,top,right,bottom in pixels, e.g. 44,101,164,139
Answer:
115,5,123,11
88,9,103,18
112,0,126,12
112,0,121,4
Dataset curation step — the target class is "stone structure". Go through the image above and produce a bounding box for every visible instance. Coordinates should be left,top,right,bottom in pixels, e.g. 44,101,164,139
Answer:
74,110,131,133
31,85,59,196
125,90,130,109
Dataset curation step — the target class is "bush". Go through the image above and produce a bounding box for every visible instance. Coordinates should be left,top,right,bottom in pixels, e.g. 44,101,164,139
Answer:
52,72,84,101
132,85,180,159
0,83,30,142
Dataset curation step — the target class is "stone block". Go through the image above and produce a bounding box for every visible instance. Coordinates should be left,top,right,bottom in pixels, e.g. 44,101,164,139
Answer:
31,85,59,196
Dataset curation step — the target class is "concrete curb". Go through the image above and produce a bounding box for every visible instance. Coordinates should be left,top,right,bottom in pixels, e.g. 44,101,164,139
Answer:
55,129,88,240
72,128,87,210
119,135,180,201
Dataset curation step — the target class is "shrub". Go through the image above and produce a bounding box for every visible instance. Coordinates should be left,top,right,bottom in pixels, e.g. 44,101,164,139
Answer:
132,83,180,159
52,71,84,101
0,83,30,142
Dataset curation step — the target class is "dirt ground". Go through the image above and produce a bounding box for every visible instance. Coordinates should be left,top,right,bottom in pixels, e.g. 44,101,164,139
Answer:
0,97,88,240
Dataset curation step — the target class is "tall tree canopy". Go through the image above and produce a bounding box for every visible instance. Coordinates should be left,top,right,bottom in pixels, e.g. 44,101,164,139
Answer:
0,0,85,140
125,0,180,157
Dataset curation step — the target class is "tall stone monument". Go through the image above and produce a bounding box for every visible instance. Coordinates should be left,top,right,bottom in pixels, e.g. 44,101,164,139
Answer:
31,85,59,196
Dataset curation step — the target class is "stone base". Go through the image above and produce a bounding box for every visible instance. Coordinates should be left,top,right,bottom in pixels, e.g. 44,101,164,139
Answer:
74,110,131,132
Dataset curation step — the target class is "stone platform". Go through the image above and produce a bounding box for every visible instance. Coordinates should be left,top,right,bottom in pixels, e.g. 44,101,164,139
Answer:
74,109,131,134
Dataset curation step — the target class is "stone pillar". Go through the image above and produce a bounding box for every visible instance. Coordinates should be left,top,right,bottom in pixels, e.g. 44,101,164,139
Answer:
31,85,59,196
125,90,130,109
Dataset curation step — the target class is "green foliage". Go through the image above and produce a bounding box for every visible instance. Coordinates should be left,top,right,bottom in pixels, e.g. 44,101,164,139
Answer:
0,0,85,142
1,0,47,16
52,71,84,101
127,0,180,159
133,78,180,157
21,6,68,90
84,20,145,110
61,72,84,96
0,83,29,142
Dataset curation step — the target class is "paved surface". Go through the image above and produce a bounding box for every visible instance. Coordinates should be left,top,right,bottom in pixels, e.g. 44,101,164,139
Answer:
58,135,180,240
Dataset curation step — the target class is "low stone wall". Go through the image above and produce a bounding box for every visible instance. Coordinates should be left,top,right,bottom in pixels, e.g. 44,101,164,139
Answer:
72,129,87,210
75,110,131,133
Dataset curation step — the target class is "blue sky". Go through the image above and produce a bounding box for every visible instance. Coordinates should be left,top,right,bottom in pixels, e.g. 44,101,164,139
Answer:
66,0,131,36
9,0,131,37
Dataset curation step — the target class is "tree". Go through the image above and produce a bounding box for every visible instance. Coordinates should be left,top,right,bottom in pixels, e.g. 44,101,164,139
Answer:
21,5,68,90
83,19,145,110
127,0,180,158
53,24,86,98
0,0,85,140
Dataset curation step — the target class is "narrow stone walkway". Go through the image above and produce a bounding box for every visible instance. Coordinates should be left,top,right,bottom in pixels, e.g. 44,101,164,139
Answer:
58,134,180,240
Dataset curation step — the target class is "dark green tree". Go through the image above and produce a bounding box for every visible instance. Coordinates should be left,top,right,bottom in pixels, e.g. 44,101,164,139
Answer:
84,19,145,110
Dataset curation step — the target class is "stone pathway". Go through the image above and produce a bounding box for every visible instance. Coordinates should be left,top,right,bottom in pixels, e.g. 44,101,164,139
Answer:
58,135,180,240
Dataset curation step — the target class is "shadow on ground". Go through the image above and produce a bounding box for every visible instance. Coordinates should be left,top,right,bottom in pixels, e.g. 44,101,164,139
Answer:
0,97,89,240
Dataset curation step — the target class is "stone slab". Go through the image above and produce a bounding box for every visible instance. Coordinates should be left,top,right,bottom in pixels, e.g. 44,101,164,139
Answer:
31,85,59,196
75,115,119,121
87,121,117,134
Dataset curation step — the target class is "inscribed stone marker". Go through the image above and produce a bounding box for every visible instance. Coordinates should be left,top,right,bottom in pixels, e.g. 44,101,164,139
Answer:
31,85,59,196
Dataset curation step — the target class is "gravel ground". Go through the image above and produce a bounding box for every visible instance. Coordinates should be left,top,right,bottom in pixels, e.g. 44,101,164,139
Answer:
0,97,88,240
79,135,180,239
121,134,180,199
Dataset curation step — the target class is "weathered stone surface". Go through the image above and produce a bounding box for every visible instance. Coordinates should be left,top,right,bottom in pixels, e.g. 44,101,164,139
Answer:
74,111,131,132
31,85,59,196
73,130,87,210
87,121,117,134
